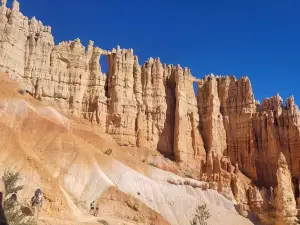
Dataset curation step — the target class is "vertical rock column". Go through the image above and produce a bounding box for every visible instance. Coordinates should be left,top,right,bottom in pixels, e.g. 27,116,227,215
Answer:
81,43,108,126
174,65,205,163
140,58,155,149
24,17,54,96
137,58,175,157
134,56,147,147
197,75,227,157
218,76,257,179
0,0,29,79
252,94,285,187
275,153,297,225
283,96,300,187
157,63,176,157
106,46,137,146
147,58,168,153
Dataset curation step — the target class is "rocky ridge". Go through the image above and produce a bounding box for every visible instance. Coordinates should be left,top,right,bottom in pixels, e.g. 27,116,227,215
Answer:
0,1,300,224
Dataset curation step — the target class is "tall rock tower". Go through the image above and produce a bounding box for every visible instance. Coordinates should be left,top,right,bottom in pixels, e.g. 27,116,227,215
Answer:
275,153,298,225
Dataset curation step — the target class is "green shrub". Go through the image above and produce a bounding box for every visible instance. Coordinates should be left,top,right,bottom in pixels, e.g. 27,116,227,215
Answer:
190,204,211,225
3,169,37,225
98,220,109,225
148,162,157,168
104,148,112,155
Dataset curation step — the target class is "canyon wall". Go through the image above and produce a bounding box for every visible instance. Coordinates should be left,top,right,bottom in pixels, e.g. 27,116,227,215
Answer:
0,1,206,165
1,1,300,210
198,75,300,190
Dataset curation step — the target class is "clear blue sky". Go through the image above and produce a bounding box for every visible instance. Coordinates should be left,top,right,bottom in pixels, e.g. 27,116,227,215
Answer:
12,0,300,104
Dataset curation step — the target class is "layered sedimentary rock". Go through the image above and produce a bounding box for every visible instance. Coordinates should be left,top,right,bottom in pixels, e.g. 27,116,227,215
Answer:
275,153,297,225
106,46,137,145
2,2,300,223
197,75,300,190
137,58,175,155
174,66,205,162
198,75,227,157
197,75,300,222
0,1,204,163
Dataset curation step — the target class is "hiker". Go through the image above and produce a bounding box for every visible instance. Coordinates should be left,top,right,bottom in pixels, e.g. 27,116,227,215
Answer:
89,201,99,217
93,206,99,217
0,178,5,209
0,177,7,225
89,200,95,214
31,188,43,217
10,193,17,202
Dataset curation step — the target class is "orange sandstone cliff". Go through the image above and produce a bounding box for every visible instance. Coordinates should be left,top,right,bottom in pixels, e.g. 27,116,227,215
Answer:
0,1,299,224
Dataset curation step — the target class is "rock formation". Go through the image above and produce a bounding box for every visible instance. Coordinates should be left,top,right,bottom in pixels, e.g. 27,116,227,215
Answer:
198,75,227,157
248,186,264,215
1,1,300,224
197,76,300,192
174,66,205,162
275,153,298,225
0,1,206,165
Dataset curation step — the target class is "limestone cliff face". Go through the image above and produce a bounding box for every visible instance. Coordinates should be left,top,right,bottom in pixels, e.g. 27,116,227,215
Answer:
0,1,204,164
174,66,205,162
106,47,137,145
198,75,227,157
137,58,176,156
2,2,300,217
197,75,300,190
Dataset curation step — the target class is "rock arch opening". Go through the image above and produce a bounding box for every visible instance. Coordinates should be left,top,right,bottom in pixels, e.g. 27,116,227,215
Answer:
100,55,108,75
193,81,198,97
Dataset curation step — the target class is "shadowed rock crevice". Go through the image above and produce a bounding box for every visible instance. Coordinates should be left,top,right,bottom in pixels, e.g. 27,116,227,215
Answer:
156,71,176,159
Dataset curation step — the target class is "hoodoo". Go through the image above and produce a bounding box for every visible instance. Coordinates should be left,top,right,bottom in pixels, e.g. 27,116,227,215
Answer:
0,1,299,225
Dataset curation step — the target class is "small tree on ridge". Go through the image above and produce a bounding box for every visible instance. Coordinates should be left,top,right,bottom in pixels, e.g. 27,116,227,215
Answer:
190,204,211,225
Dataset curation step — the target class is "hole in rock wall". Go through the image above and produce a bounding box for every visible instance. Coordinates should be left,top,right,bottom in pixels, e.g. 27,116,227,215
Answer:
100,55,109,75
99,55,110,98
193,82,198,97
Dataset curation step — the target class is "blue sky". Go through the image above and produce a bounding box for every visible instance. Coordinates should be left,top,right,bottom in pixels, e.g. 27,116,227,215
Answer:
12,0,300,104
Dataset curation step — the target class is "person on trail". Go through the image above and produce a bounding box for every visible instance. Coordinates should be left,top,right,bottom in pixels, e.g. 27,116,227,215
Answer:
32,188,42,207
31,188,43,217
0,178,5,208
93,206,99,217
0,178,8,225
89,200,95,214
10,193,17,202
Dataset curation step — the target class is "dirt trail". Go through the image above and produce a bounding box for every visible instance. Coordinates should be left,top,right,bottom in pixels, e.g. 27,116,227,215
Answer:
38,216,137,225
59,185,95,223
39,186,104,224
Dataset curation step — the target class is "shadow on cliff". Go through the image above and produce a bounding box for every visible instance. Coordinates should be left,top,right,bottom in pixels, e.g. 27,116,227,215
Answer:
234,205,262,225
156,74,176,161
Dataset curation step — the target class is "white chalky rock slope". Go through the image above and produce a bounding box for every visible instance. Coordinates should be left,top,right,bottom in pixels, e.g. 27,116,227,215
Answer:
0,76,254,225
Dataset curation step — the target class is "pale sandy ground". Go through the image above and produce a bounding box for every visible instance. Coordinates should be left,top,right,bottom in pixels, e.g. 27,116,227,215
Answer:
0,74,255,225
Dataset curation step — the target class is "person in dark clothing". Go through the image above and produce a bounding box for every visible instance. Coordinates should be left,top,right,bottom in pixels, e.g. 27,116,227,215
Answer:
0,192,8,225
10,193,17,201
89,200,95,214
